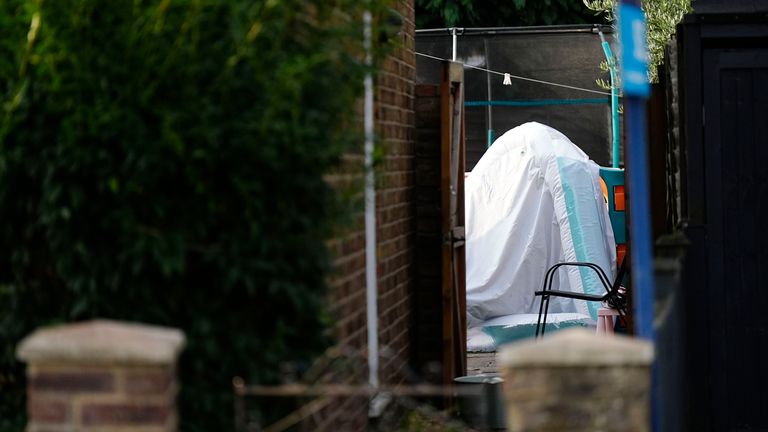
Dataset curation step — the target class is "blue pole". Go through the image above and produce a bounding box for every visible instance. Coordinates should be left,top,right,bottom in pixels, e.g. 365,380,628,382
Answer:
598,32,621,168
626,95,659,432
625,99,654,341
618,1,657,430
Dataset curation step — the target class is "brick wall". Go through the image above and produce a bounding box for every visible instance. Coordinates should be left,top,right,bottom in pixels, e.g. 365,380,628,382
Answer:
321,0,416,429
328,0,415,370
372,0,416,386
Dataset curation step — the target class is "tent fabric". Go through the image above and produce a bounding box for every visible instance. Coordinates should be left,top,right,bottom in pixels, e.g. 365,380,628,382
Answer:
465,122,616,328
467,313,594,352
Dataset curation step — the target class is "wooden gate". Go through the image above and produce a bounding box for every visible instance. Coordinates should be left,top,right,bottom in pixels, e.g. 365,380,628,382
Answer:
677,18,768,431
440,61,467,385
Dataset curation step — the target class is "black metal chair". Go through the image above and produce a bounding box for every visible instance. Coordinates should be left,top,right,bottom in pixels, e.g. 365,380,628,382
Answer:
534,258,628,338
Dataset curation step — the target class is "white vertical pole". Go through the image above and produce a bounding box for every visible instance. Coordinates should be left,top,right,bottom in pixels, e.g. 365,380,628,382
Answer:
451,27,458,61
363,10,379,389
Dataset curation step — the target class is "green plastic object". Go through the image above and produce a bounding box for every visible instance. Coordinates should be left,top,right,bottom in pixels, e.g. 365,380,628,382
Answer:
599,167,626,245
482,318,593,347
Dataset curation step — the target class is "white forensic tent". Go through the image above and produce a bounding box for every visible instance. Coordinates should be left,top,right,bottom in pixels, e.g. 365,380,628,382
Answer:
465,122,616,333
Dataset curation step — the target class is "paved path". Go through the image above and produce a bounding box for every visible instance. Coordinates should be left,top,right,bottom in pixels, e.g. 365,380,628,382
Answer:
467,352,498,375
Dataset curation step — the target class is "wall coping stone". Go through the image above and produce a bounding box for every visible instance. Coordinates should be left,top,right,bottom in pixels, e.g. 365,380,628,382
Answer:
17,319,185,366
499,328,653,368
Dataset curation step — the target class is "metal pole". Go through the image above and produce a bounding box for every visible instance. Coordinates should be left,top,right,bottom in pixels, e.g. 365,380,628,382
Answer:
598,30,621,168
618,1,656,430
363,10,379,390
483,38,493,147
625,99,654,340
451,27,458,61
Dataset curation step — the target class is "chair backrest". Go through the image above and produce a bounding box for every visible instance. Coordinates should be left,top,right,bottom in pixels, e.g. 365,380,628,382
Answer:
604,256,629,311
610,256,628,294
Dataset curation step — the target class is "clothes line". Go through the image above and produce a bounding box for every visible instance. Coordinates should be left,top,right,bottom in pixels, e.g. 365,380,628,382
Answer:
416,51,615,97
465,98,609,107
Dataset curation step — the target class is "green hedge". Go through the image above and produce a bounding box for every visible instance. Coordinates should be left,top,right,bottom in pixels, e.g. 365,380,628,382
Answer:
0,1,393,430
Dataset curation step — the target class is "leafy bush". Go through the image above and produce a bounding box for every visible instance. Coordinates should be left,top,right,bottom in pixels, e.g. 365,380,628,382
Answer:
415,0,600,28
584,0,692,82
0,1,392,430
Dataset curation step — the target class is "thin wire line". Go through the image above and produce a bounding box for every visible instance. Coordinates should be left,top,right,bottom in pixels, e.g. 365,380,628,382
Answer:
415,52,615,97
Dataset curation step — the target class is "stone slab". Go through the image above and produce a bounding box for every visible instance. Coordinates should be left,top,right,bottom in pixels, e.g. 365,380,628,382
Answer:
499,328,653,368
17,320,185,366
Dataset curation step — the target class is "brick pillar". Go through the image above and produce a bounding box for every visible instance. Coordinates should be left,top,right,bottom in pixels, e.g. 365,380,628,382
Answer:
16,319,185,432
499,328,653,432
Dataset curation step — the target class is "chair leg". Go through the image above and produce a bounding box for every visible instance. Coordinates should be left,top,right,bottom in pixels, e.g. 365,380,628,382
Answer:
597,308,618,336
604,315,615,334
535,295,546,338
616,306,628,328
541,295,551,337
596,314,605,335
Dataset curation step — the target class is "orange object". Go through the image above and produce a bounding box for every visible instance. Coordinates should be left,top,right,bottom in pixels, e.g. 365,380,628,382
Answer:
600,177,608,203
614,185,625,211
617,244,627,267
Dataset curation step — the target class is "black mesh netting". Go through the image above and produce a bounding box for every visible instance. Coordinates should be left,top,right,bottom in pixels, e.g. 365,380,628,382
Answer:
416,25,619,169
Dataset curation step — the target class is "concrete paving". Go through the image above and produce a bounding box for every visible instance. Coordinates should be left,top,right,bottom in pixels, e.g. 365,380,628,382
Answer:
467,352,498,375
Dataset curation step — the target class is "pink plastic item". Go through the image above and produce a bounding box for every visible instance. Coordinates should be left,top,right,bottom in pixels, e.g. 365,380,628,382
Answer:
596,307,621,335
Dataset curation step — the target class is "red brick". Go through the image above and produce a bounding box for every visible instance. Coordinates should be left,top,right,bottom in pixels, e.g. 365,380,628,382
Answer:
28,396,67,423
30,371,114,393
81,403,169,426
125,369,173,395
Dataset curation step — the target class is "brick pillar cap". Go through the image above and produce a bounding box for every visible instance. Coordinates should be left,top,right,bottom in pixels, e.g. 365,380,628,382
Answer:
17,319,185,366
499,328,653,368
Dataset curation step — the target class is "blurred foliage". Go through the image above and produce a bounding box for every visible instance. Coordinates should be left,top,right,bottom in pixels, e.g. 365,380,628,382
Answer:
399,409,467,431
416,0,601,28
0,0,395,430
584,0,692,82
